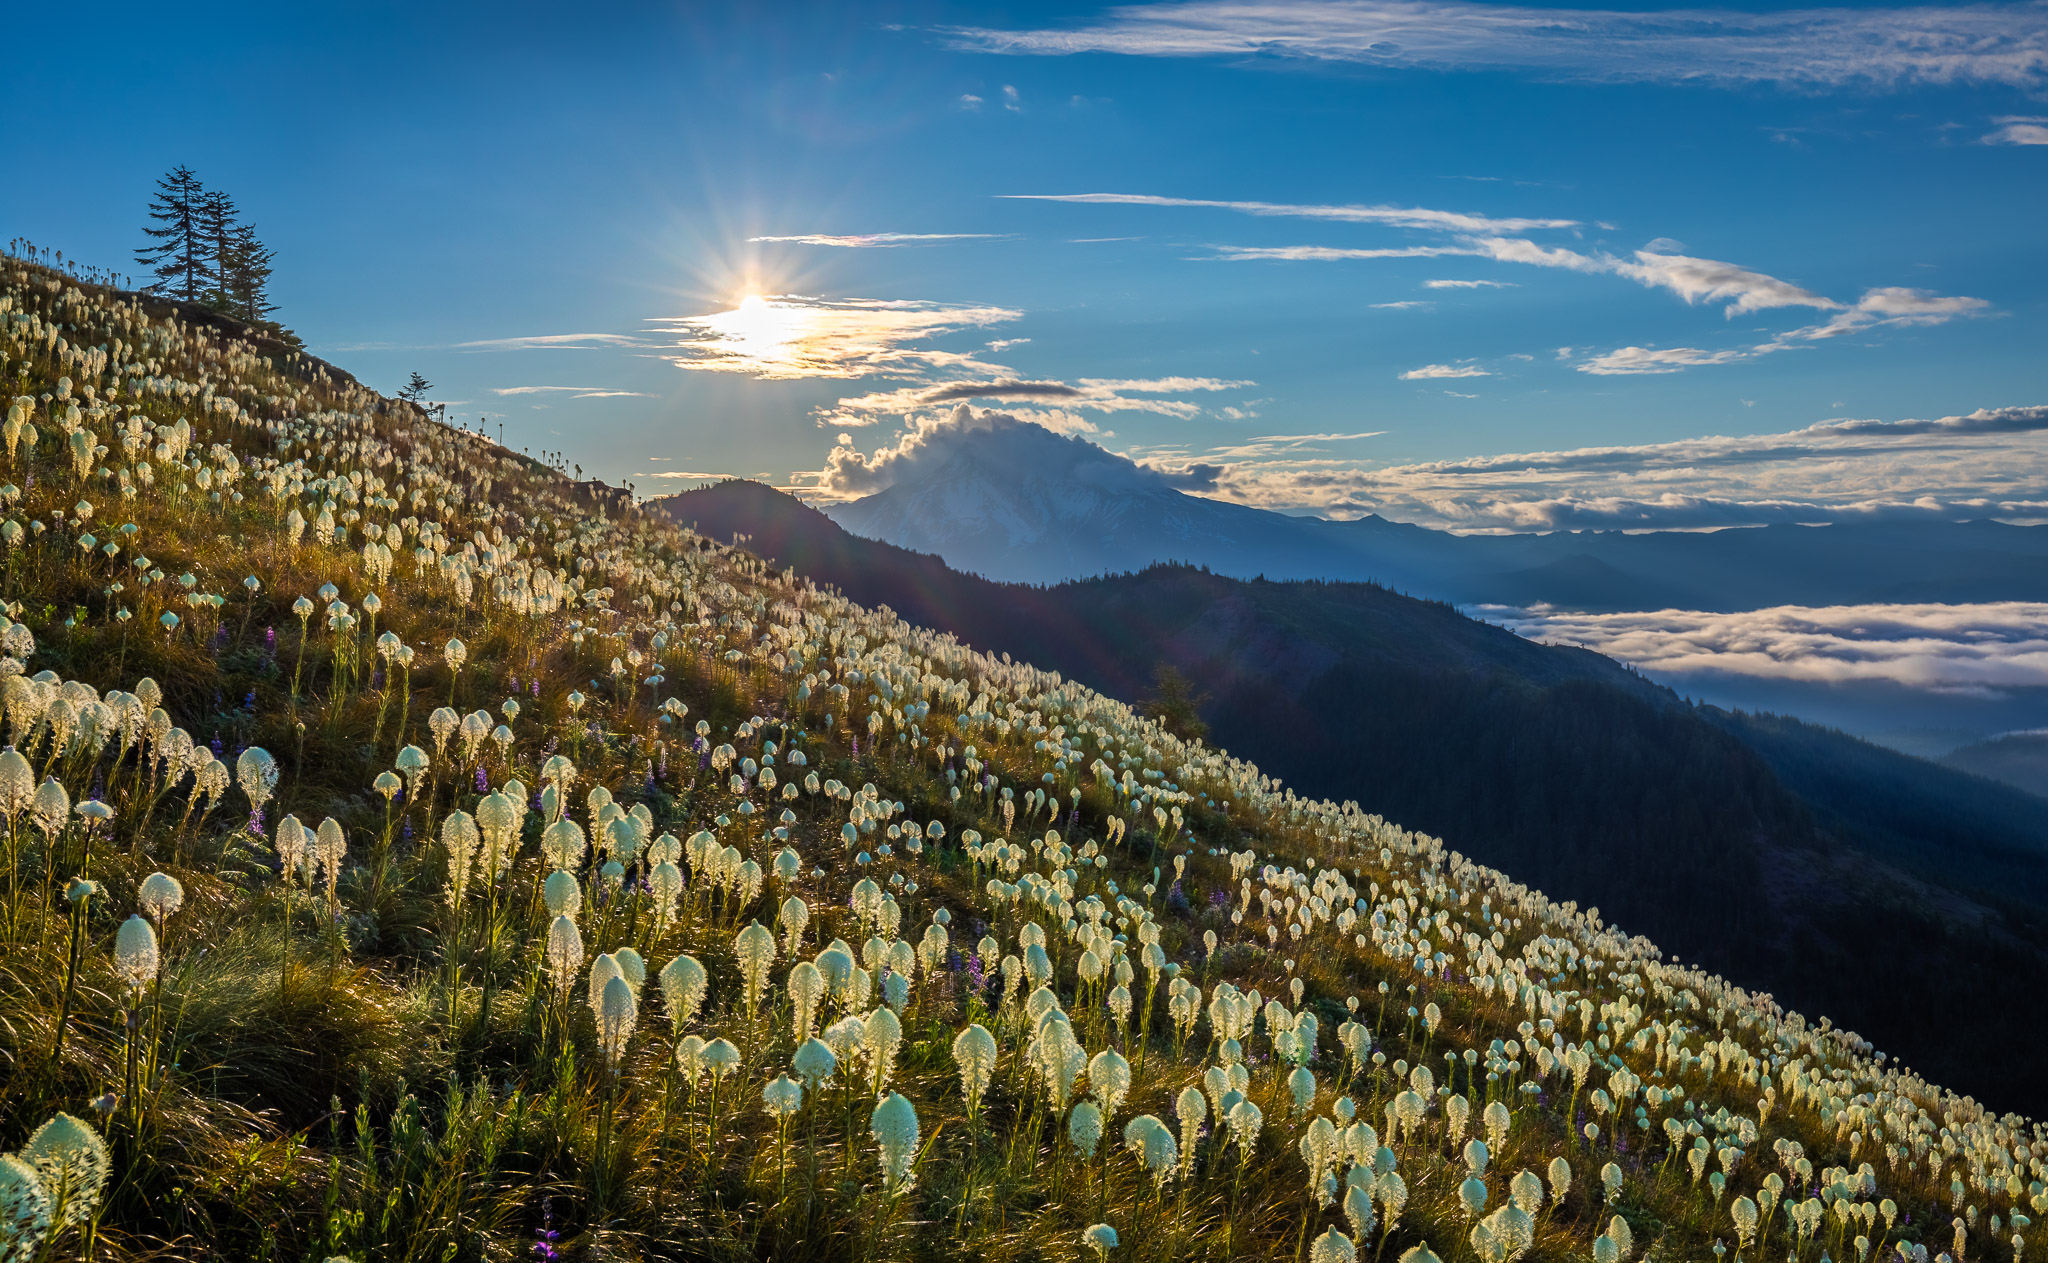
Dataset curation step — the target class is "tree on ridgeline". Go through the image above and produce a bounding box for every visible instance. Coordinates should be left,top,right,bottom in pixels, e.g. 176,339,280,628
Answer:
197,186,239,309
136,167,298,346
135,165,210,301
397,372,433,405
219,221,277,323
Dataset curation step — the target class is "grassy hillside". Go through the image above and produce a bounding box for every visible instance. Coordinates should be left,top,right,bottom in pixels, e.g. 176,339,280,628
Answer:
661,479,2048,1113
0,257,2042,1263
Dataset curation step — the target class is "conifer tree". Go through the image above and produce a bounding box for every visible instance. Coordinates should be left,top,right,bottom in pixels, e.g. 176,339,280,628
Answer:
197,187,239,310
135,166,210,300
220,222,276,322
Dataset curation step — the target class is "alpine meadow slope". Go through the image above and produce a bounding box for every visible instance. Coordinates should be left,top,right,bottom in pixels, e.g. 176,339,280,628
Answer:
1,247,2044,1263
666,478,2048,1113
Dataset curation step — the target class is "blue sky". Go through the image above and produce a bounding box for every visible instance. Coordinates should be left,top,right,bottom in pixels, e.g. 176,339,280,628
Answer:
7,0,2047,530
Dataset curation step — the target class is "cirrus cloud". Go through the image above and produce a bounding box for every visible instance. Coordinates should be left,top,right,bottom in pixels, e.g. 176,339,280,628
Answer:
747,232,1008,247
943,1,2048,91
1401,362,1490,378
1030,192,1990,369
1984,114,2048,143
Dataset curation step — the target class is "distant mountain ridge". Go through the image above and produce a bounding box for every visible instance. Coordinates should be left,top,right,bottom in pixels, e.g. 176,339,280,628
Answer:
823,417,2048,611
1942,732,2048,799
657,478,2048,1112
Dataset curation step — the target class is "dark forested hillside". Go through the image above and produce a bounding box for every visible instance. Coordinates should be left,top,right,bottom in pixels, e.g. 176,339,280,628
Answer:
660,479,2048,1111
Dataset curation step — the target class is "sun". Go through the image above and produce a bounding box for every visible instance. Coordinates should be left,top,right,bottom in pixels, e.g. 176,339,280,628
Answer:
710,292,806,366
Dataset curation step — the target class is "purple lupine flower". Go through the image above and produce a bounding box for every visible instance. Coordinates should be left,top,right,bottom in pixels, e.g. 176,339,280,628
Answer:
248,806,266,837
475,766,489,792
243,691,257,712
265,626,276,652
531,679,540,698
211,734,225,757
403,818,414,843
533,1196,562,1262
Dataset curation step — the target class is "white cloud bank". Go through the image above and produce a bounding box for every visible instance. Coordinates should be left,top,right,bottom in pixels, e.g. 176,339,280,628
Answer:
1484,601,2048,692
944,1,2048,91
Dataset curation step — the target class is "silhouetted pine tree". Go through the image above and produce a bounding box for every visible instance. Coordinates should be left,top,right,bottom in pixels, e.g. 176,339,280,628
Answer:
220,222,276,322
135,166,210,300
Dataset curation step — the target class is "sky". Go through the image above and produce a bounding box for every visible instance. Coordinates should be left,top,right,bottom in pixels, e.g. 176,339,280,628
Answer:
5,0,2047,533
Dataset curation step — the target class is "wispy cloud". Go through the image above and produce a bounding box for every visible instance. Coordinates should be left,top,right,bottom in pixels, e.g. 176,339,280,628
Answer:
1373,300,1435,309
1401,362,1489,379
652,294,1022,381
456,332,647,352
944,1,2048,91
817,375,1254,426
1206,244,1477,262
1577,287,1993,374
747,232,1008,247
491,385,655,398
1578,345,1757,375
1485,602,2048,692
1024,192,1989,364
1984,114,2048,144
1004,192,1577,234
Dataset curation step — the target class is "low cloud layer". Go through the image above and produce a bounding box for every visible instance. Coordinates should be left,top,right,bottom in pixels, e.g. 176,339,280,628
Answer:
946,1,2048,90
1484,601,2048,693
